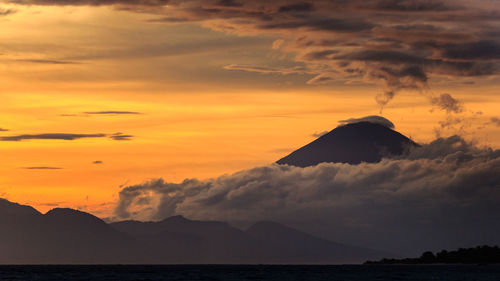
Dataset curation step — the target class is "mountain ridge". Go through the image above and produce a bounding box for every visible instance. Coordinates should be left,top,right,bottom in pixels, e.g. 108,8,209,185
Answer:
0,198,387,264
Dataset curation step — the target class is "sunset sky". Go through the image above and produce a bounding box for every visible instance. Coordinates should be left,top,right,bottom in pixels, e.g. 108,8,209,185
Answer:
1,0,499,218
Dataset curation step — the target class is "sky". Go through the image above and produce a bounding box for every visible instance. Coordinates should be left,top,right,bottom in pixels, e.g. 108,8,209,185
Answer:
0,0,499,221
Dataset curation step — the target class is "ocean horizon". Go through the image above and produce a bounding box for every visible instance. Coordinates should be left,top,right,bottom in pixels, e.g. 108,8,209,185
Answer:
1,264,499,281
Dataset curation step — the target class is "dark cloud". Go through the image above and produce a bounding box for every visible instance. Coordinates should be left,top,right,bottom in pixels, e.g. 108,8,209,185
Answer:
259,18,375,33
278,2,314,13
215,0,243,7
93,160,103,164
368,0,458,12
303,50,339,60
16,59,80,64
114,135,500,255
0,133,106,141
491,117,500,127
83,111,142,115
0,8,16,16
0,133,133,141
6,0,169,6
6,0,500,109
146,16,189,23
109,132,134,141
431,93,463,113
22,166,63,170
0,128,9,132
442,40,500,60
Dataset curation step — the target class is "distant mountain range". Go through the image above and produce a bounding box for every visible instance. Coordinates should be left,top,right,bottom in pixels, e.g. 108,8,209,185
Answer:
0,119,415,264
278,121,417,167
0,198,385,264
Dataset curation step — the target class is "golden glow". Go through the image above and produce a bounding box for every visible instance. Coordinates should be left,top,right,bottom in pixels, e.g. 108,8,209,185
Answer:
0,4,499,217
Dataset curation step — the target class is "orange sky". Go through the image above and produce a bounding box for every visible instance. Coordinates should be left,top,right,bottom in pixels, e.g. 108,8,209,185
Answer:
0,3,499,218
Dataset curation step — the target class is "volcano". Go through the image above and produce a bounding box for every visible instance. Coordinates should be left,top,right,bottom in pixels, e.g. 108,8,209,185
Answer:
277,118,417,167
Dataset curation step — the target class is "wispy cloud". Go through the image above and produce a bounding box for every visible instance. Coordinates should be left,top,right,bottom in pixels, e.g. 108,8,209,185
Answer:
22,166,63,170
0,133,133,141
16,59,80,65
0,133,106,141
109,132,134,141
83,111,142,115
223,64,310,76
57,0,496,110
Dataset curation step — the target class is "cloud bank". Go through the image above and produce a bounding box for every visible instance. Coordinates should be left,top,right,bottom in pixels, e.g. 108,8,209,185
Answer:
115,135,500,254
5,0,498,110
147,0,498,108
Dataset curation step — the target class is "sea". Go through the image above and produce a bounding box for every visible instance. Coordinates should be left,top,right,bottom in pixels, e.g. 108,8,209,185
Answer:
0,265,499,281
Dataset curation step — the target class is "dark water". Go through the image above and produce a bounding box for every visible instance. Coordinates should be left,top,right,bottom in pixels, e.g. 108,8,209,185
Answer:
0,265,499,281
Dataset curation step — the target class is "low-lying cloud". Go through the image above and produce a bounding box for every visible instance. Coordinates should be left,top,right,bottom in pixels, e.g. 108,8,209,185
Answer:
115,135,500,255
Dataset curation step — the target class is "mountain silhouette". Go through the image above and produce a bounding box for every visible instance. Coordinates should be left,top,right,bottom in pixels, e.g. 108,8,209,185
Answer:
0,199,386,264
277,121,418,167
246,221,386,264
0,202,136,264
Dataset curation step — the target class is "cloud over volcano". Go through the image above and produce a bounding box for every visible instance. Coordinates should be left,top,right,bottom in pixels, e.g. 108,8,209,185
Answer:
115,128,500,255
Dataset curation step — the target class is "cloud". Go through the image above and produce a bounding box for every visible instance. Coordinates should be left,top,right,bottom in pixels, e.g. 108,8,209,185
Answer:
0,133,106,141
338,115,395,129
272,39,285,50
134,0,498,109
311,130,329,138
442,40,500,60
0,128,9,132
5,0,499,110
93,160,103,164
83,111,142,115
114,135,500,255
431,93,463,113
0,133,133,141
5,0,169,6
491,117,500,127
367,0,459,12
22,166,63,170
0,8,16,16
223,64,310,75
16,59,80,64
109,132,134,141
